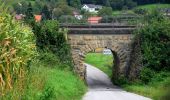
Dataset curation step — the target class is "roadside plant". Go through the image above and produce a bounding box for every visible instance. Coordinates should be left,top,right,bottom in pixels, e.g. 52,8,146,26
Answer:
0,9,36,95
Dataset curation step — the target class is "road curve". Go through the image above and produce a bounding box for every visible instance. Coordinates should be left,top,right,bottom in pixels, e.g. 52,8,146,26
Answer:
82,63,151,100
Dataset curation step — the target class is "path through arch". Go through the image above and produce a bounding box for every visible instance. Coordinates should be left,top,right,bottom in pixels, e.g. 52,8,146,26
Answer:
83,63,151,100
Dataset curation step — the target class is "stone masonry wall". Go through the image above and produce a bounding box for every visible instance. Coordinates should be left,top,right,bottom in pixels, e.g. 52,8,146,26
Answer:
68,34,134,80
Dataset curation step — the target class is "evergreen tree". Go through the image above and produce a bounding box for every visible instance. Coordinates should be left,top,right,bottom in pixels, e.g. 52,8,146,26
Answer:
25,3,34,19
103,0,111,7
41,5,51,20
70,0,81,8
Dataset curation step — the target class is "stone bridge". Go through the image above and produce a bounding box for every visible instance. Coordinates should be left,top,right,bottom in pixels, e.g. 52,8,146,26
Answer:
63,24,138,80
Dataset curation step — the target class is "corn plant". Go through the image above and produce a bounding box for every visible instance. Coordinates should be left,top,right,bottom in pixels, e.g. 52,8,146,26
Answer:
0,7,36,95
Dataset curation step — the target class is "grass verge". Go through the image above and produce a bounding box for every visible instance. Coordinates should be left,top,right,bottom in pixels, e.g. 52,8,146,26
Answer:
122,75,170,100
1,58,87,100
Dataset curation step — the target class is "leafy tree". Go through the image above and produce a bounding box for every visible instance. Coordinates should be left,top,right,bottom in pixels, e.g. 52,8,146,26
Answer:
25,3,34,19
110,0,124,10
125,0,137,9
32,20,72,65
70,0,81,8
41,5,51,20
139,11,170,71
103,0,111,7
98,7,112,16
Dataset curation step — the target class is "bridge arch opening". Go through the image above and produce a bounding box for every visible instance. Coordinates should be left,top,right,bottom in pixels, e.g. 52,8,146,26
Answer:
69,34,132,81
72,44,124,81
84,48,115,78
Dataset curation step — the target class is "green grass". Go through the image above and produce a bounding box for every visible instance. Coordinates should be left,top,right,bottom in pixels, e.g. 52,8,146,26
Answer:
123,76,170,100
112,4,170,16
112,10,134,16
2,59,87,100
136,4,170,10
85,53,113,77
37,66,87,100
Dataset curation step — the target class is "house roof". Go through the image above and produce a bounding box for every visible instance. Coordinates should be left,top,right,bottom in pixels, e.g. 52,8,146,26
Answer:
87,16,102,24
15,14,22,20
83,4,102,8
34,15,42,22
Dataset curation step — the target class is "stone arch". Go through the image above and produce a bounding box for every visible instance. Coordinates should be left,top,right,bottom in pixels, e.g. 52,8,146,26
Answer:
71,42,129,81
69,33,133,81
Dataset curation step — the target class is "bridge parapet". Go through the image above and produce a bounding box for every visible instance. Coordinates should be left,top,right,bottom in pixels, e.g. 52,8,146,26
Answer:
61,24,137,35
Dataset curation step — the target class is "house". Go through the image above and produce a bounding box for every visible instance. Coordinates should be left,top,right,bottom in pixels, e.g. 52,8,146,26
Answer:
87,17,102,24
103,49,112,55
161,8,170,16
15,14,25,20
34,15,42,22
82,4,102,13
73,11,83,20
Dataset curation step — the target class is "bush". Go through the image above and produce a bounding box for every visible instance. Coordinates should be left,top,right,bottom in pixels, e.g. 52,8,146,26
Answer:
139,11,170,71
32,20,73,66
140,67,155,84
98,7,112,17
133,8,148,15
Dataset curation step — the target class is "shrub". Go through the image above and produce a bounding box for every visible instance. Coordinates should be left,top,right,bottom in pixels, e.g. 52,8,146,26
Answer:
98,7,112,17
133,8,148,15
140,67,155,84
32,20,73,67
140,15,170,71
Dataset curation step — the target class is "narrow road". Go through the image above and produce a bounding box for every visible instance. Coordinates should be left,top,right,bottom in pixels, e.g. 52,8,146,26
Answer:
83,63,151,100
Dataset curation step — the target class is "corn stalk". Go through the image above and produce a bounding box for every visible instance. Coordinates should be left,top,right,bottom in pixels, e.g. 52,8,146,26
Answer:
0,10,36,95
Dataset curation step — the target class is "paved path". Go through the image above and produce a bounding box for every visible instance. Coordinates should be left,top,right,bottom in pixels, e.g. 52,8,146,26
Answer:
83,63,151,100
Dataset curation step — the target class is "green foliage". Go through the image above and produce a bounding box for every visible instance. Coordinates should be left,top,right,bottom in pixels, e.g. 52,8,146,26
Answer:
133,8,148,15
98,7,113,16
122,11,170,99
1,55,87,100
113,75,128,85
123,73,170,100
32,20,73,67
0,9,36,95
140,67,155,84
41,5,51,20
70,0,81,9
25,3,34,19
139,12,170,71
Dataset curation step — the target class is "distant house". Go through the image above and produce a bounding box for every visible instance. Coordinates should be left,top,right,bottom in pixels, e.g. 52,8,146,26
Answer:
73,11,83,20
82,4,102,13
161,8,170,16
103,49,112,55
87,17,102,24
34,15,42,22
15,14,25,20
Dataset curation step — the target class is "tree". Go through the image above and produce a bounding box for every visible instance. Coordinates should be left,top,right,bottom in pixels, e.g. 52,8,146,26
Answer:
25,3,34,19
70,0,81,8
125,0,137,9
103,0,111,7
98,7,112,16
110,0,124,10
41,5,51,20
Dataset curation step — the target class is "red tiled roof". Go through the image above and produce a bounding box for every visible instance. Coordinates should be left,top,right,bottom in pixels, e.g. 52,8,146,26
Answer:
34,15,42,22
87,17,102,24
